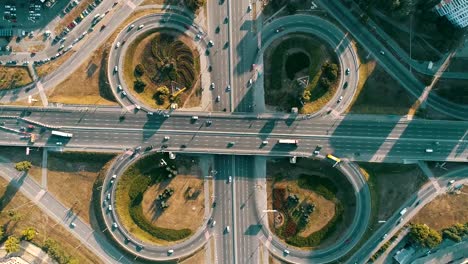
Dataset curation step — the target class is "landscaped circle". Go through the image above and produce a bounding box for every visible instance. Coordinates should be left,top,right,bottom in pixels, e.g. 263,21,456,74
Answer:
267,158,356,248
114,153,206,245
264,34,340,113
123,30,201,109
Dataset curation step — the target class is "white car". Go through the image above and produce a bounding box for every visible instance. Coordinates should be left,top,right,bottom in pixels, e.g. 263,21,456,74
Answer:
115,41,120,48
167,249,174,255
211,220,216,227
129,24,135,30
164,136,170,140
338,96,343,103
210,82,215,89
108,205,112,211
138,24,144,30
380,50,385,55
216,95,221,102
225,226,230,233
248,79,253,86
112,222,118,228
208,40,214,47
135,104,141,110
122,91,127,96
228,176,232,183
226,85,231,92
114,66,118,72
117,85,122,91
345,68,350,75
56,142,63,146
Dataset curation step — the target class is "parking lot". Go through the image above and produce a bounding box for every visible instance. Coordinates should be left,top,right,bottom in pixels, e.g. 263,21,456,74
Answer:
0,0,69,31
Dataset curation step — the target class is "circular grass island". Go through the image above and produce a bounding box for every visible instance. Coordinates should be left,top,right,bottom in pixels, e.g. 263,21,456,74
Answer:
123,30,201,109
263,34,341,114
266,158,356,248
114,153,206,245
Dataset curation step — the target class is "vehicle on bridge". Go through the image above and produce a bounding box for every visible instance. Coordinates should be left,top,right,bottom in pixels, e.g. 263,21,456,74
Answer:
326,154,341,167
277,139,298,145
30,134,36,144
51,130,73,138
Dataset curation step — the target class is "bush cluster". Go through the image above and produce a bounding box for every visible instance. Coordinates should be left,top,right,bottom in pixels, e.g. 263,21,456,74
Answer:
409,223,442,249
43,239,78,264
442,223,468,243
15,161,32,171
297,174,338,200
129,204,191,241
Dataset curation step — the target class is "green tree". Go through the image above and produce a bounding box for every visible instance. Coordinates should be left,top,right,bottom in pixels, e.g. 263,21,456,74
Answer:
15,161,32,171
5,236,20,254
154,86,171,105
133,79,146,93
21,227,36,241
319,78,331,89
322,62,338,81
409,224,442,248
184,0,206,12
302,90,311,102
134,64,145,77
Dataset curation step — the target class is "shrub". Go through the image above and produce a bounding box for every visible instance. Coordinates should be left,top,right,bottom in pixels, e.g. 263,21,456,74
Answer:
134,64,144,77
443,230,461,242
21,227,36,241
15,161,32,171
154,86,171,105
283,217,298,237
5,236,20,254
43,239,77,264
129,205,191,241
409,224,442,248
134,79,146,93
272,188,286,210
298,174,338,200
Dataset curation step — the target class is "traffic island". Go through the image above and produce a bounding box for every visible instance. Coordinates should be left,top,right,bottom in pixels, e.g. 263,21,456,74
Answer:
122,30,201,109
266,158,356,248
114,153,206,245
263,34,340,114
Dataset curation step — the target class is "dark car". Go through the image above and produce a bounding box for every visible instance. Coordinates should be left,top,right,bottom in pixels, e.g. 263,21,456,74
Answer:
343,82,348,89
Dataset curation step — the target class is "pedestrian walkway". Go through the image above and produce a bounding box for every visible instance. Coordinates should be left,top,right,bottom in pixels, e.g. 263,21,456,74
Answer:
41,148,48,190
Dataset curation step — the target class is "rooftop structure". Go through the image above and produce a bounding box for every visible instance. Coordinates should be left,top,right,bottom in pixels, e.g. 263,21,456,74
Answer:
433,0,468,28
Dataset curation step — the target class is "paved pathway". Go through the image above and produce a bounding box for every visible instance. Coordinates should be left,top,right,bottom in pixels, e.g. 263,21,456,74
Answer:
41,148,48,189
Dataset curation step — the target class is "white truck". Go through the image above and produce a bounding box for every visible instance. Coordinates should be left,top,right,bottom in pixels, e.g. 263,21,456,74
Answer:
399,208,408,216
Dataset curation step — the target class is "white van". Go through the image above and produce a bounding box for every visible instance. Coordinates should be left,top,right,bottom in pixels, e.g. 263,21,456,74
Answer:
425,149,433,153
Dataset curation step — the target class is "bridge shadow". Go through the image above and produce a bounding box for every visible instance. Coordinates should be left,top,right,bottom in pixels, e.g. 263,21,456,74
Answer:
0,171,27,212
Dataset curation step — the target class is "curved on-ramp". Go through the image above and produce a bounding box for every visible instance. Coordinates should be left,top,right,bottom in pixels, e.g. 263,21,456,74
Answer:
100,151,211,262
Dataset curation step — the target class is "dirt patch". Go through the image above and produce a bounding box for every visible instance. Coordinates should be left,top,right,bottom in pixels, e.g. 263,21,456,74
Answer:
0,177,102,264
141,175,205,231
0,147,42,184
123,30,201,109
35,50,75,78
412,185,468,231
0,66,33,90
46,152,115,224
47,44,118,105
180,246,206,264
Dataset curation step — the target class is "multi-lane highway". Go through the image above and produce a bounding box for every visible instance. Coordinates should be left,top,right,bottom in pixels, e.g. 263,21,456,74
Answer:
0,108,466,162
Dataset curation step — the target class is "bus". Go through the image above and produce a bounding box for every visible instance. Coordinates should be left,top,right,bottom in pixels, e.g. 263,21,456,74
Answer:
277,139,299,145
51,130,73,138
326,154,341,167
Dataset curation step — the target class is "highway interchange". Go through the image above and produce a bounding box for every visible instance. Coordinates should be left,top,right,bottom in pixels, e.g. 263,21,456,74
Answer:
0,0,467,264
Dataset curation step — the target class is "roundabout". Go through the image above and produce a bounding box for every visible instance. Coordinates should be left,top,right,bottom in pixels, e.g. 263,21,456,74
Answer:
101,150,212,261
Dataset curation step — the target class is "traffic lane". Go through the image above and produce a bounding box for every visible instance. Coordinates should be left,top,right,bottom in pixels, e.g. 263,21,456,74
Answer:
12,111,468,140
0,129,465,160
214,155,234,264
